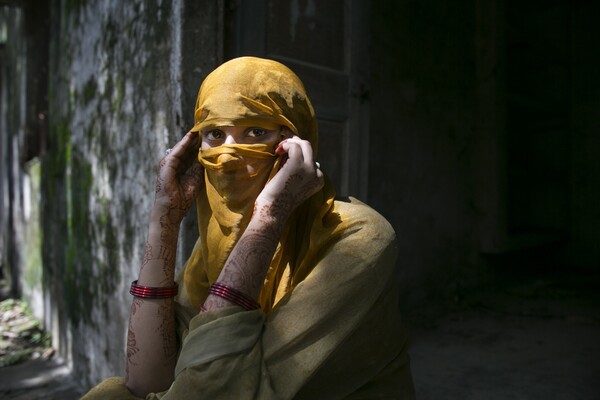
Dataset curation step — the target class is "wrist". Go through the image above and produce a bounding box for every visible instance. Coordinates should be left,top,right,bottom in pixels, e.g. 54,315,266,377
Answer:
150,202,186,226
253,196,293,224
146,210,181,251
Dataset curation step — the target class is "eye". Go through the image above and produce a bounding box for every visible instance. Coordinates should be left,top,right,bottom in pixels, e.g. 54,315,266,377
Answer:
203,129,224,141
246,128,267,138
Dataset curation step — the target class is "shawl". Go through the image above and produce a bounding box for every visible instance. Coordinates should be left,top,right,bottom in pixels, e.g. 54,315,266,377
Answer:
182,56,337,312
81,57,415,400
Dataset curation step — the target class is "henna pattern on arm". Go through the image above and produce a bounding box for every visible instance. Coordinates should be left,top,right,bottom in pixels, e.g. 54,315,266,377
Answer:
140,241,153,273
205,200,289,309
156,300,177,363
125,298,143,382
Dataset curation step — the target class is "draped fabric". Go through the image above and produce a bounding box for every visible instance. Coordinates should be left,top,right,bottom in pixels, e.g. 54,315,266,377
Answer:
183,56,337,313
83,199,415,400
82,57,415,399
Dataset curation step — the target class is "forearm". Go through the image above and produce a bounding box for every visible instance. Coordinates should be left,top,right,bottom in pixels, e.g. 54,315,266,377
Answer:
203,199,288,310
125,207,180,397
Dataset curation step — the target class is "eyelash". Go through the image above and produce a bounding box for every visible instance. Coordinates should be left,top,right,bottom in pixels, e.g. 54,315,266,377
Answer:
203,128,270,140
204,130,224,140
247,128,267,137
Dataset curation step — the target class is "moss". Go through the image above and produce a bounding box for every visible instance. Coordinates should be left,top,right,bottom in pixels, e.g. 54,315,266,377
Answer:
63,151,122,325
40,114,71,294
82,78,97,106
65,0,87,12
64,151,94,324
121,197,136,262
102,17,119,53
101,212,120,292
94,196,121,287
111,75,125,112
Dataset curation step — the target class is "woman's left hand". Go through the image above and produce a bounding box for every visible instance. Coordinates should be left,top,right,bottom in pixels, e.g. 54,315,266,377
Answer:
256,136,324,218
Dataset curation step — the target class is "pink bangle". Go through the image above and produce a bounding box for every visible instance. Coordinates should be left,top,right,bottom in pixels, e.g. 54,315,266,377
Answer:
208,282,260,310
130,280,179,299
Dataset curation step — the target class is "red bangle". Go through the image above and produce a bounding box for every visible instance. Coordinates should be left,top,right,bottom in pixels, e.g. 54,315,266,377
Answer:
208,282,260,310
130,280,179,299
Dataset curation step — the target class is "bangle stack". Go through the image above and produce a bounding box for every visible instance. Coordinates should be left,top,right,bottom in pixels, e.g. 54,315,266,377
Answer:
208,282,260,310
130,280,179,299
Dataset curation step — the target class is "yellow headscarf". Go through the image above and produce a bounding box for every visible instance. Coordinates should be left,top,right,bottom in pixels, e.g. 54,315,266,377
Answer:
183,57,336,312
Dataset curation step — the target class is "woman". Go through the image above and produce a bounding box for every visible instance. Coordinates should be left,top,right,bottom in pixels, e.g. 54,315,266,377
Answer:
84,57,415,399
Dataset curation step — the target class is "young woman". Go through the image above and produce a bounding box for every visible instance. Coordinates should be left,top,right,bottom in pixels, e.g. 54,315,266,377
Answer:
84,56,415,399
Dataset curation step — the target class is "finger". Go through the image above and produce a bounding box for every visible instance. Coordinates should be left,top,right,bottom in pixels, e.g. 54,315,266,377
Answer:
182,161,204,199
296,139,315,168
275,134,302,155
279,139,305,164
164,132,200,174
168,131,199,159
179,139,201,170
282,137,317,170
189,159,204,182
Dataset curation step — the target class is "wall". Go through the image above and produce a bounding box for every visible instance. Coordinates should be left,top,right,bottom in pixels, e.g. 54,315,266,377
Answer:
39,0,220,387
0,5,46,319
0,6,26,300
369,1,600,309
369,1,481,304
569,4,600,268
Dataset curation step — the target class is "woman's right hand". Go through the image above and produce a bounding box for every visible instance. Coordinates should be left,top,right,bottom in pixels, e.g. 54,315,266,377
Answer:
153,130,203,225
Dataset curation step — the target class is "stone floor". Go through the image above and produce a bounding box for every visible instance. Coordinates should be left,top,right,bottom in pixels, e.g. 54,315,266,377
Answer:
0,268,598,399
0,294,83,400
0,357,83,400
408,267,600,400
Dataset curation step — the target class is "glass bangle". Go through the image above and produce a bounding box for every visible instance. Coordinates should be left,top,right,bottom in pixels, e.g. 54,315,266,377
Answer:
208,282,260,310
129,280,179,299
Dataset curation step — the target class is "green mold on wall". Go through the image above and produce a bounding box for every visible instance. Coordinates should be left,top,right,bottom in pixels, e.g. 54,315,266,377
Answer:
62,147,122,325
82,78,97,106
111,76,125,112
64,150,94,324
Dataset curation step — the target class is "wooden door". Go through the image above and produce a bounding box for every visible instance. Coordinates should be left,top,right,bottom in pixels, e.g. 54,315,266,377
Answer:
226,0,370,198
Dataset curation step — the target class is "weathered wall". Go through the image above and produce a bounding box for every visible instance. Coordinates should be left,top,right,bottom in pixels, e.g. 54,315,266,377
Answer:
0,5,45,320
41,0,220,387
0,6,27,301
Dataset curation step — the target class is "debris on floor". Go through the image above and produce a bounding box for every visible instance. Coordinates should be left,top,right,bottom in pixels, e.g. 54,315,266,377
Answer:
0,299,54,368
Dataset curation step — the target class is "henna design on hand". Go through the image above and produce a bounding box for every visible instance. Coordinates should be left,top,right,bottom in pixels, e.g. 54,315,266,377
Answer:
159,209,184,244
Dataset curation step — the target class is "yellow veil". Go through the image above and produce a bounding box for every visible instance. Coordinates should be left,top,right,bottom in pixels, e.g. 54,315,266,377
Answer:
183,57,337,312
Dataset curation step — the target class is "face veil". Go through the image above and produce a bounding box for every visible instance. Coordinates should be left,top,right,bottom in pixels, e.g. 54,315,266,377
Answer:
181,57,336,312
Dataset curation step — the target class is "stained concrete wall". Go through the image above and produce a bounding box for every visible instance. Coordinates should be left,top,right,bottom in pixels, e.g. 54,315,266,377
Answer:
0,5,45,319
38,0,220,387
0,6,26,301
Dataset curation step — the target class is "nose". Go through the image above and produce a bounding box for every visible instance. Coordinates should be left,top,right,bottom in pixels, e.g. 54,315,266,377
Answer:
224,134,237,145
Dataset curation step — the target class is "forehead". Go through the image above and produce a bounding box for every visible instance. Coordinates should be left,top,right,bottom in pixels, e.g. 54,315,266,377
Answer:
201,121,282,133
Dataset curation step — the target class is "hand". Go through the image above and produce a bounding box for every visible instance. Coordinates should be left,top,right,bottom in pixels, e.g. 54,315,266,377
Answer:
256,136,324,218
153,131,203,225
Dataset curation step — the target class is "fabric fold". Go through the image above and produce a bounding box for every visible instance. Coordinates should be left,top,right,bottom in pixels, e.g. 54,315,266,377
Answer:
182,57,337,313
174,307,264,377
